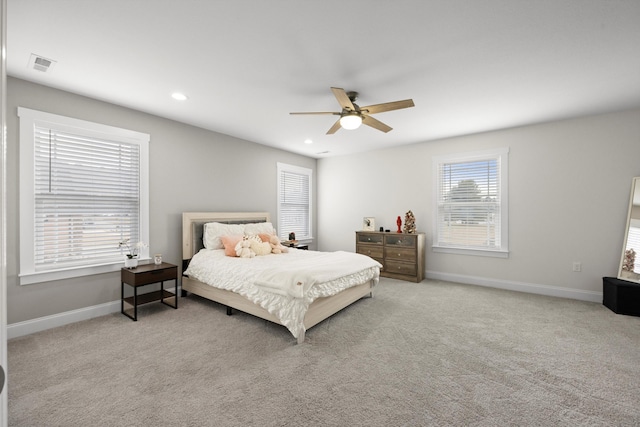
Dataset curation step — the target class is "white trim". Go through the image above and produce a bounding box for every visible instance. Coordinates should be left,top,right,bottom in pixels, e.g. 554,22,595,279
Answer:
8,286,180,339
18,258,150,286
7,300,121,339
432,246,509,258
1,0,7,423
276,162,313,241
17,107,150,143
432,147,509,256
17,107,150,284
426,270,602,303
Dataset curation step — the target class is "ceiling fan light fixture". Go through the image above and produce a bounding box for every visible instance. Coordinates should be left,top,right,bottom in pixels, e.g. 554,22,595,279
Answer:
339,113,362,130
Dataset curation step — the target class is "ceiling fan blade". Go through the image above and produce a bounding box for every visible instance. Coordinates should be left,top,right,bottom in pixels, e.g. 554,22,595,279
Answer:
290,112,340,115
331,87,355,111
326,118,342,134
361,99,415,115
362,115,392,133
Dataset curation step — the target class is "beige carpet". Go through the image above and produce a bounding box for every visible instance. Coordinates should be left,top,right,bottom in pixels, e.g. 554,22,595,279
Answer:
8,278,640,426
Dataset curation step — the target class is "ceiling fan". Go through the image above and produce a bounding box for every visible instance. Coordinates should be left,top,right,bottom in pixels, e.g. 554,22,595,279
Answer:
290,87,415,134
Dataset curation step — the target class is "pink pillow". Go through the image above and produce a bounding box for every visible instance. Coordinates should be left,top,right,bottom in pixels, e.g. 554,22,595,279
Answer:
220,235,243,257
258,233,273,243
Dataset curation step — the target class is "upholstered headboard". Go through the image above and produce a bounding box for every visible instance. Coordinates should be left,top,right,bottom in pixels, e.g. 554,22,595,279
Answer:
182,212,271,260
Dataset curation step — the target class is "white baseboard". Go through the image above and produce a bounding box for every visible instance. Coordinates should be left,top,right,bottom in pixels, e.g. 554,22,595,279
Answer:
426,270,602,303
8,286,180,339
8,277,599,340
7,300,121,339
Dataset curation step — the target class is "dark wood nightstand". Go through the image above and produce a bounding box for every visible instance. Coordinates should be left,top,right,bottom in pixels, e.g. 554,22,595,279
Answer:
121,262,178,321
283,240,308,250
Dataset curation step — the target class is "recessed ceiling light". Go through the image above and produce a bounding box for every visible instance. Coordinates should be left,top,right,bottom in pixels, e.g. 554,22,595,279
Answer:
171,92,188,101
304,139,313,144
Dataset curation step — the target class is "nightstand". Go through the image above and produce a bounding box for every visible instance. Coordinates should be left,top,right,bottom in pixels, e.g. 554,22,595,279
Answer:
121,262,178,321
283,240,308,250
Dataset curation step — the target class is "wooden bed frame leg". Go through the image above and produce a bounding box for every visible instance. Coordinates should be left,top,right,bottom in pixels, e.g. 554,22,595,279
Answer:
297,330,305,345
226,306,233,316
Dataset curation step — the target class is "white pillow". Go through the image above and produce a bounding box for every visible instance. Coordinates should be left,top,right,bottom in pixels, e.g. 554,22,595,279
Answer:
244,222,275,236
203,222,246,249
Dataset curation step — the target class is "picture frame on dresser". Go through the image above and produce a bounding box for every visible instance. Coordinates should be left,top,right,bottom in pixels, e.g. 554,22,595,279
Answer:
363,217,375,231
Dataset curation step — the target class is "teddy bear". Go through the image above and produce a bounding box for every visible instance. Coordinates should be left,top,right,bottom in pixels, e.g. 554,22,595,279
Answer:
269,235,289,254
249,237,272,256
234,236,255,258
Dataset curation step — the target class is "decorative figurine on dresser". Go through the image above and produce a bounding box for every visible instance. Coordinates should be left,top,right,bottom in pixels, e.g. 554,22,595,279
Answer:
357,212,425,282
404,210,416,234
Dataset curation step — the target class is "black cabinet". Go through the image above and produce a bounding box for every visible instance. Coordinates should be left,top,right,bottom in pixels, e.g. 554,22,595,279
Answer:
603,276,640,317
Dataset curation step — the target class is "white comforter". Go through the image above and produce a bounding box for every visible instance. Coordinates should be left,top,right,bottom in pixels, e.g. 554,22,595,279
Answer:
183,248,381,339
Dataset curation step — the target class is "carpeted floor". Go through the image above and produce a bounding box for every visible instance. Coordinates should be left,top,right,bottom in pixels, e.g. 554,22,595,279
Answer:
8,278,640,426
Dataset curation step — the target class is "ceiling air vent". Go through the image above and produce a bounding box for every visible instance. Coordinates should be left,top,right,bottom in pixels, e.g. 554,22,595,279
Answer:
28,54,57,73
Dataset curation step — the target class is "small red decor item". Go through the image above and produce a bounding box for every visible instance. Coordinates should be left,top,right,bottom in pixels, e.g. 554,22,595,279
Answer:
396,216,402,233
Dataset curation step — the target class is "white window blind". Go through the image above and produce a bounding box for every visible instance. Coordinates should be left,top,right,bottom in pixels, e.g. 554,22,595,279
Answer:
19,107,149,284
433,148,509,257
277,163,312,241
34,127,140,268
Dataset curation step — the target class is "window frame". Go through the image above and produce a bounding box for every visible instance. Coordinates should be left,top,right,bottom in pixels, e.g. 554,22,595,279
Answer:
18,107,150,285
432,147,509,258
276,162,313,242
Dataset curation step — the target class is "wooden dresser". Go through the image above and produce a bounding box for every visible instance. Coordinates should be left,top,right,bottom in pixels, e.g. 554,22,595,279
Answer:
356,231,425,282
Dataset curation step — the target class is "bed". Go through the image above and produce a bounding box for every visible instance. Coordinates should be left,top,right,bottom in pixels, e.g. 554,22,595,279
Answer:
181,212,381,344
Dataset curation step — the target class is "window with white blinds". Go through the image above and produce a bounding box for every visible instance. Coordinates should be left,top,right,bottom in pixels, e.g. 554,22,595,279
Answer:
277,163,312,241
19,107,149,284
433,148,509,257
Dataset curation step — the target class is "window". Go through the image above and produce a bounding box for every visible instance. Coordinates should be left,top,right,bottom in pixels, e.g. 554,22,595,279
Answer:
277,162,312,242
18,107,149,284
433,148,509,257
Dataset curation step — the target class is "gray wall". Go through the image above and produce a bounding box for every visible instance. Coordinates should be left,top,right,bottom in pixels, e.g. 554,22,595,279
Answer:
6,77,316,324
317,108,640,297
8,75,640,325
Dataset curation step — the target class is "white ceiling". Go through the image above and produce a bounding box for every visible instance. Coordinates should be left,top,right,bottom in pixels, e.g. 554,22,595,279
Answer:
7,0,640,158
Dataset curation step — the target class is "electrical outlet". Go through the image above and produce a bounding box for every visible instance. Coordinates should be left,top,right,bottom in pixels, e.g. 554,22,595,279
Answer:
572,261,582,272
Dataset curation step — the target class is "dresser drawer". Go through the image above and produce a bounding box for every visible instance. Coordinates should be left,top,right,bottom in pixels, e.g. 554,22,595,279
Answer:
121,264,178,287
385,260,416,276
357,233,383,245
357,245,384,259
384,247,416,262
356,231,425,283
385,234,417,247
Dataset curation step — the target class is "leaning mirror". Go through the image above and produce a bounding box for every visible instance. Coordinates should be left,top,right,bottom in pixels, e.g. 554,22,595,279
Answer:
618,177,640,283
